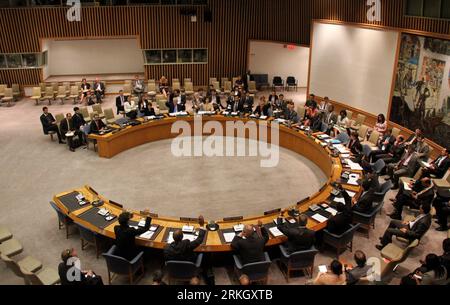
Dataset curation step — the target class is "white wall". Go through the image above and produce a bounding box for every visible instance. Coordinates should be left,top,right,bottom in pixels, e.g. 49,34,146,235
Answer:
45,38,145,76
248,41,309,87
309,23,399,115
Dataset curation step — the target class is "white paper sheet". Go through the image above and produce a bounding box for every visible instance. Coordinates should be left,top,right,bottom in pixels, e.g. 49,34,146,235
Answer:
139,231,154,240
269,227,284,237
223,232,236,243
311,214,328,223
325,207,338,216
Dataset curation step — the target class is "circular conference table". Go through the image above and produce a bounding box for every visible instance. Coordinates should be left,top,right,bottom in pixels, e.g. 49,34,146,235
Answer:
53,115,362,252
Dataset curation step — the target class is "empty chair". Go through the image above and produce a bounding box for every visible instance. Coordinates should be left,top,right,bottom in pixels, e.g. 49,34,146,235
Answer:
221,77,228,89
272,76,284,91
223,81,232,94
297,106,306,119
336,132,350,145
212,81,220,92
351,114,366,131
51,82,59,95
39,82,46,95
233,252,271,285
391,127,401,138
367,130,380,146
62,82,71,95
362,144,372,159
123,84,132,97
49,201,74,239
358,125,370,142
346,110,353,120
209,77,217,85
92,104,105,119
183,78,192,85
12,84,21,101
172,78,180,84
41,87,54,105
184,82,194,95
1,253,42,284
75,223,103,259
248,81,257,94
323,223,360,257
56,86,67,105
104,108,116,125
20,265,60,285
147,81,157,97
433,170,450,191
172,80,181,91
278,246,318,282
31,87,42,105
69,86,80,104
156,99,169,114
286,76,298,91
124,80,132,87
165,254,203,284
372,159,386,175
0,225,12,242
0,84,6,97
352,202,384,238
55,113,65,125
80,107,91,123
74,81,82,89
380,239,419,274
102,245,144,284
1,88,13,107
0,239,23,257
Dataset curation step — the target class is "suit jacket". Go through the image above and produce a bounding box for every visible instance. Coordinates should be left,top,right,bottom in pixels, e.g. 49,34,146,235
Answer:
231,228,269,265
163,229,206,262
40,113,56,134
398,151,419,176
284,109,299,123
323,111,338,126
92,82,105,94
327,191,353,235
268,95,278,105
227,99,244,112
405,214,432,241
277,223,315,253
72,113,86,130
253,104,270,117
114,217,151,260
89,119,106,134
116,95,126,109
378,134,396,152
348,139,363,155
209,94,222,106
168,94,187,112
59,118,75,139
81,83,90,91
241,96,254,113
352,189,376,214
415,142,430,160
430,156,450,179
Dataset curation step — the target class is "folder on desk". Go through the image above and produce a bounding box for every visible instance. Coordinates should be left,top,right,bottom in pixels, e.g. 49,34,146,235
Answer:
311,214,328,223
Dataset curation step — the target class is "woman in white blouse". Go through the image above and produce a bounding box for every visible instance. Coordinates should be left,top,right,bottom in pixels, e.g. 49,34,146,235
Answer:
367,113,387,140
124,96,137,119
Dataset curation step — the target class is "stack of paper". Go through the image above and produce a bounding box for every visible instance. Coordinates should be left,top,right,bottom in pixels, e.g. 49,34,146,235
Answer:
347,174,360,186
223,232,236,243
346,159,363,170
269,227,284,237
311,214,328,223
325,207,338,216
139,231,154,240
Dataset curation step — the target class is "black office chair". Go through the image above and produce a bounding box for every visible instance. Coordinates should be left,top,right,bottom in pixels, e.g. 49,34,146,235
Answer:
323,223,360,258
233,253,271,285
49,201,74,239
353,202,384,238
102,245,144,284
272,76,284,92
75,223,105,259
165,253,203,284
278,245,318,282
286,76,298,91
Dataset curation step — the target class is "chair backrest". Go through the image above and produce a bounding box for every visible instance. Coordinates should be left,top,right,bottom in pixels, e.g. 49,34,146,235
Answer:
286,76,296,84
241,256,271,281
362,144,372,157
397,239,420,264
1,253,24,278
325,224,360,246
45,86,53,97
148,82,156,92
92,104,103,114
39,83,46,92
89,111,98,120
0,84,6,94
63,82,70,89
55,113,65,125
102,245,132,275
224,81,232,91
51,82,58,91
124,80,132,86
104,108,114,120
75,223,96,243
368,131,380,146
75,81,82,88
172,78,179,83
20,266,43,285
32,87,41,97
391,127,401,138
288,248,319,268
346,110,353,120
157,100,168,111
184,78,191,84
165,260,198,280
123,84,132,94
12,84,20,93
213,81,220,91
70,86,79,96
355,114,366,126
184,82,193,92
358,125,369,140
273,76,282,85
249,81,256,90
209,77,217,85
375,180,393,198
3,88,12,98
297,106,306,119
57,86,66,96
372,159,386,174
49,201,66,225
172,81,181,91
232,77,238,86
80,107,90,118
336,132,350,145
221,77,228,87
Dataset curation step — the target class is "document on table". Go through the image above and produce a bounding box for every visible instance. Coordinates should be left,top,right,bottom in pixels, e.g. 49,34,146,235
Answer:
223,232,236,243
334,145,349,154
346,159,363,170
167,232,197,243
347,174,360,186
138,219,147,227
139,231,154,240
318,265,328,273
269,227,284,237
311,214,328,223
325,207,338,216
403,182,412,191
333,197,346,204
346,190,357,198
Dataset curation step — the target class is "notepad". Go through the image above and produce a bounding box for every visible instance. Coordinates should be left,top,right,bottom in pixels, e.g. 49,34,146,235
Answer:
311,214,328,223
269,227,284,237
139,231,154,240
325,207,338,216
333,197,346,204
223,232,236,243
318,265,328,273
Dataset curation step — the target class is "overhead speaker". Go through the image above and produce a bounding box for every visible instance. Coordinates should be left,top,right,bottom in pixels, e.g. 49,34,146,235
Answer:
204,8,212,22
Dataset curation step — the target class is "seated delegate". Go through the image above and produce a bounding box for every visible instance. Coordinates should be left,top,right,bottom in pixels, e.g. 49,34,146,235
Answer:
231,221,269,265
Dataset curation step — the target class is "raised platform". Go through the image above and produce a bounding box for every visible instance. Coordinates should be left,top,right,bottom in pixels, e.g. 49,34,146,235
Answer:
44,73,144,83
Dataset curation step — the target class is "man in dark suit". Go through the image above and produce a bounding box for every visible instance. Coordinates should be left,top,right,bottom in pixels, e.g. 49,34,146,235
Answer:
115,90,126,115
208,89,223,111
163,216,206,262
58,248,103,286
93,77,105,103
349,178,377,214
386,145,419,189
375,204,432,250
268,91,278,107
89,114,106,134
231,221,269,265
114,212,151,261
420,148,450,179
228,94,244,113
166,89,186,113
60,113,84,152
327,187,352,235
277,214,315,253
241,91,254,114
40,106,64,144
72,107,86,131
370,128,396,162
389,178,435,220
433,189,450,232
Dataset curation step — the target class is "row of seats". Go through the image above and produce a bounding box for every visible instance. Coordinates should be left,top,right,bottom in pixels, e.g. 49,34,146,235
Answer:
31,83,83,106
0,225,60,285
0,84,22,106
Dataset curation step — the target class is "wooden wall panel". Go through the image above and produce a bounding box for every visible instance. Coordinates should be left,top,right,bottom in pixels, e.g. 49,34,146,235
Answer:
0,0,448,86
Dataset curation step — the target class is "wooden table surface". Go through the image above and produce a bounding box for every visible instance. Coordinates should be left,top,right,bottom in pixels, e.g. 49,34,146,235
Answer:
54,115,362,252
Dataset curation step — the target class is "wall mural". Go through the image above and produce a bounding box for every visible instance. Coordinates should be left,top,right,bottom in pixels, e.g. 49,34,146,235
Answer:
390,33,450,148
